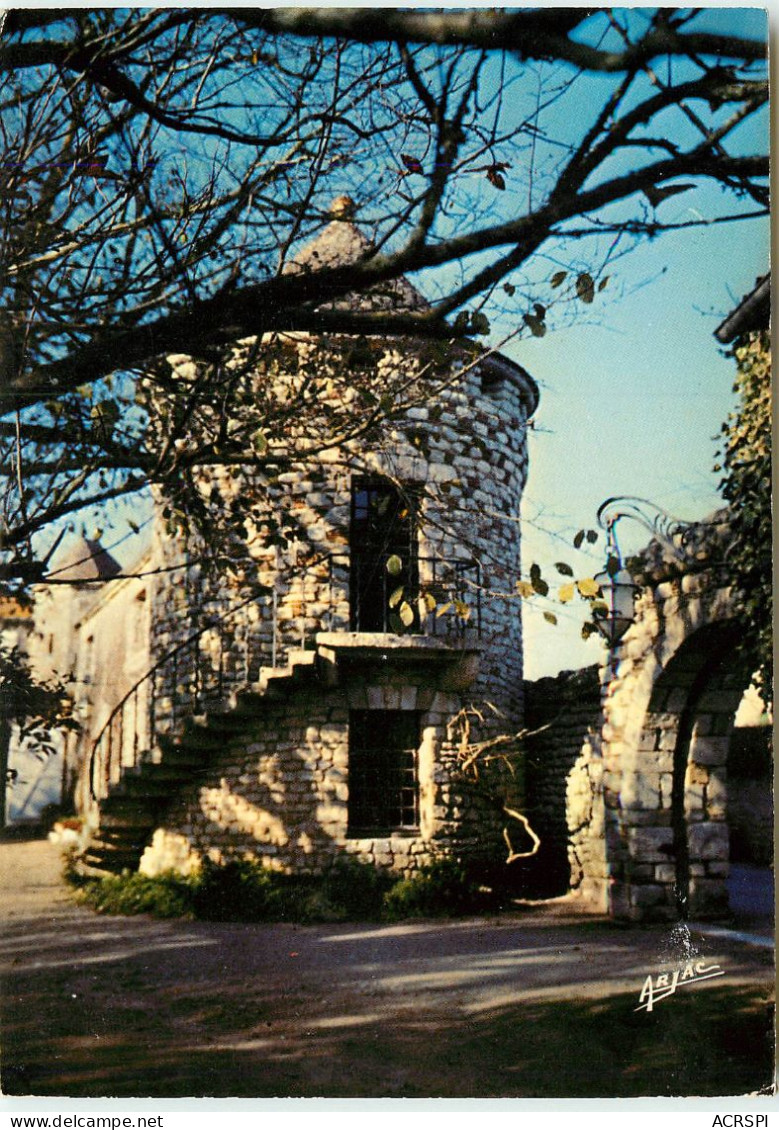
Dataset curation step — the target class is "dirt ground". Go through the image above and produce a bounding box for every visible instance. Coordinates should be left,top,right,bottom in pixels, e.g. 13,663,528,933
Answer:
1,838,774,1099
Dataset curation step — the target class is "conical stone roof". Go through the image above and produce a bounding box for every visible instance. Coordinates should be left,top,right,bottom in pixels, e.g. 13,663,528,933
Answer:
283,198,428,314
48,537,122,582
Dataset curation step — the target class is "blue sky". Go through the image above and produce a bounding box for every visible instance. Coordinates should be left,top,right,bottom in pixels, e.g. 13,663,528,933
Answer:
453,5,772,680
515,197,768,679
399,7,769,678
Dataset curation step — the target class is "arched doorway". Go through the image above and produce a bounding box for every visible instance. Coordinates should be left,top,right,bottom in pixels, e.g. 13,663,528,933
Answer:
580,544,772,923
601,621,748,920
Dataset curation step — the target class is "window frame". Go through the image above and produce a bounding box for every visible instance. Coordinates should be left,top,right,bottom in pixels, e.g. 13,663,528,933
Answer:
347,708,421,836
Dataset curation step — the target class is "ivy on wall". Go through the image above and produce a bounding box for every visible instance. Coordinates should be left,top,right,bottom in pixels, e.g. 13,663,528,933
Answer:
716,329,772,699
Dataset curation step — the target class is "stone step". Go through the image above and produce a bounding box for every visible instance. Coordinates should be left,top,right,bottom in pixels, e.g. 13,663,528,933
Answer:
97,806,157,830
87,830,151,852
81,851,143,874
138,757,207,779
197,704,263,732
73,859,120,879
123,759,205,784
85,646,324,876
90,842,148,860
156,730,223,757
257,669,317,698
88,838,149,858
111,779,180,801
286,650,318,675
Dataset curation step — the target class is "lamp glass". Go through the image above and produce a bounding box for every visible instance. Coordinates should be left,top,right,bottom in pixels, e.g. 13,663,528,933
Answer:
594,566,639,647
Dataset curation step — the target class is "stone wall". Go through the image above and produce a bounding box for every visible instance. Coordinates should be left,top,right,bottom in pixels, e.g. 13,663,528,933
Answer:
139,652,506,878
599,576,746,921
521,666,601,896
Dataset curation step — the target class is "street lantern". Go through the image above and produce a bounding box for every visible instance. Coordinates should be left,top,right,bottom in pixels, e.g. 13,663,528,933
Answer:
593,495,699,650
592,560,640,647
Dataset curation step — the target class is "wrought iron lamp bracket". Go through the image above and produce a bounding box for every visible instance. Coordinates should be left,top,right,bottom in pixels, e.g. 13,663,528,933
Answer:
596,496,703,566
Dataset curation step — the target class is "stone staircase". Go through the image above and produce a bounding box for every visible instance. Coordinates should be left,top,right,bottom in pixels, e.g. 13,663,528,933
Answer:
81,650,319,875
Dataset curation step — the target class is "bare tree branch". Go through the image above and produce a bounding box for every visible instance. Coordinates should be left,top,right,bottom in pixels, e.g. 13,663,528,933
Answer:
0,8,768,582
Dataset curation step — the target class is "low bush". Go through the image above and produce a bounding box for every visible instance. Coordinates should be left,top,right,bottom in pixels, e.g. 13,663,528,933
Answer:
70,855,500,923
76,870,196,918
383,859,492,919
191,858,299,922
316,857,394,920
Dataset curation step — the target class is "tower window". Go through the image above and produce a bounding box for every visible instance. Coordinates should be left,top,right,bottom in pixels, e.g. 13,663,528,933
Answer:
348,710,420,834
350,479,418,632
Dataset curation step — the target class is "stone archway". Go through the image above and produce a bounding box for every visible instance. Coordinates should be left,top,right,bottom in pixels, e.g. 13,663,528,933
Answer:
567,554,765,923
607,620,749,921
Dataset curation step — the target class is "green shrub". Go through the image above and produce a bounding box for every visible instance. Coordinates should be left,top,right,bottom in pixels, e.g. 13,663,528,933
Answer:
77,870,195,918
68,855,501,923
383,859,489,919
315,857,394,920
190,858,288,922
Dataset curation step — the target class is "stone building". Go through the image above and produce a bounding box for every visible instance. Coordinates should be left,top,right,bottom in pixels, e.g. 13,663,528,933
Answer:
0,591,45,827
3,536,153,828
66,205,540,879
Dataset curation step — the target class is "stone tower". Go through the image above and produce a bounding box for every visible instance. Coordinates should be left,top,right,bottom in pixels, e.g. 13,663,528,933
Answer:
85,206,540,879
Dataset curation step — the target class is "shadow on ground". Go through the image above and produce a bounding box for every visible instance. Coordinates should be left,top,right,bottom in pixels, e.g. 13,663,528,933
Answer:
1,840,774,1098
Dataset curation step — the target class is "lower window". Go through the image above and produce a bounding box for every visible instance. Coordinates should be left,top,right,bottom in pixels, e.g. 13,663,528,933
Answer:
348,709,420,834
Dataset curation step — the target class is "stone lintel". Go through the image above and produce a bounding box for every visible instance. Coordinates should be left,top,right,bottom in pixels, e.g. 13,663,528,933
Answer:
315,632,481,690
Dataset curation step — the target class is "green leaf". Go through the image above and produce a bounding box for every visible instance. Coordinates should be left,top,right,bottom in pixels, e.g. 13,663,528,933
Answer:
399,601,415,627
453,311,470,335
251,429,268,453
529,562,542,582
550,270,567,288
386,554,403,576
598,275,611,292
470,312,490,336
531,576,549,597
581,622,599,640
555,562,574,576
576,272,595,304
388,586,404,608
523,313,546,338
573,530,585,550
586,529,599,544
503,282,516,296
543,611,558,625
454,599,471,621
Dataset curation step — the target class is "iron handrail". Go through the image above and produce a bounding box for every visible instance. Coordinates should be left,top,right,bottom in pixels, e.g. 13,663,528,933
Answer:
88,550,482,801
326,551,482,635
89,587,265,800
